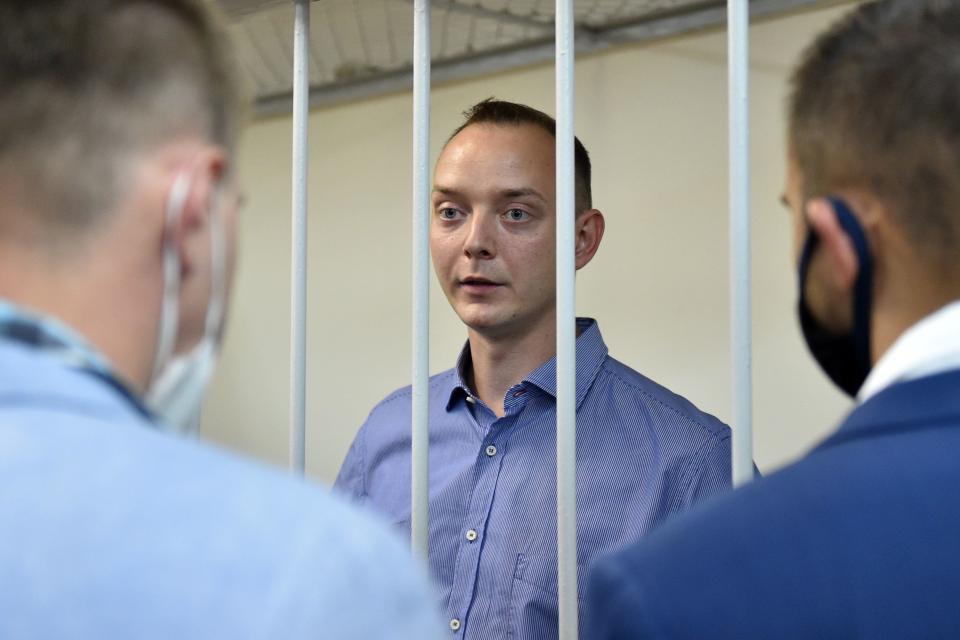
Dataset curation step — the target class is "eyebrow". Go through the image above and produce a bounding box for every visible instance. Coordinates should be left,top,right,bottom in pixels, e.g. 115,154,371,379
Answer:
432,186,548,203
432,187,463,199
502,188,548,203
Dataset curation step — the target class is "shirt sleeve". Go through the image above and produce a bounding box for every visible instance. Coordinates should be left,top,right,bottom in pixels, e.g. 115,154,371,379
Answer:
677,432,733,511
333,424,367,504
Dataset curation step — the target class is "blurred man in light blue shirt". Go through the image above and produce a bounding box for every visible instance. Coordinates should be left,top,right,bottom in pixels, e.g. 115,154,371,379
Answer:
0,1,441,638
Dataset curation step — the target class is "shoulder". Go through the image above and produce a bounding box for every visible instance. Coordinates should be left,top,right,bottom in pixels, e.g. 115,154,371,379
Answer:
588,437,960,639
586,467,815,639
0,406,441,636
363,367,459,423
0,341,141,424
162,443,443,637
596,355,730,441
598,462,815,572
0,346,443,636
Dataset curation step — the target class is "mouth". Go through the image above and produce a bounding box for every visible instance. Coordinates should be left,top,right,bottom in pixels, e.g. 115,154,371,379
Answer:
458,276,503,292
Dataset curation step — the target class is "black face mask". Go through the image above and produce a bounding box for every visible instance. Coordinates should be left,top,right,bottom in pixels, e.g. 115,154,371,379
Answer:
797,197,874,397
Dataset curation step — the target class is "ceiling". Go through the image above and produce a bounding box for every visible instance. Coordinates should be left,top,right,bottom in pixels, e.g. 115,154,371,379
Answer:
213,0,834,117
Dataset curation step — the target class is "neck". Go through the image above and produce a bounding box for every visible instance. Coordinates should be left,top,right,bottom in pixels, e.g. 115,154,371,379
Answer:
465,312,558,417
871,259,960,365
0,236,161,395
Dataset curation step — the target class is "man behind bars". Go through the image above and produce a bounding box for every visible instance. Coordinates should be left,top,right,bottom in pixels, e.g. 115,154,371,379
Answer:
0,2,443,638
587,1,960,637
335,99,733,638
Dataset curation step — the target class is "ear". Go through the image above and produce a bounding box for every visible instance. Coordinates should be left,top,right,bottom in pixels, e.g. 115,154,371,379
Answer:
574,208,605,270
805,198,859,292
171,148,228,278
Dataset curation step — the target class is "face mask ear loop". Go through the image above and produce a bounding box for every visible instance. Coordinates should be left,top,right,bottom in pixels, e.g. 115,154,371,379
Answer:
150,173,191,384
181,187,228,437
797,217,818,307
828,197,874,377
203,187,226,343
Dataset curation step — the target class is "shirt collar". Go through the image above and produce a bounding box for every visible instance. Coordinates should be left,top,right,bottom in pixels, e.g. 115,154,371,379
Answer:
820,367,960,452
857,299,960,404
0,298,152,419
445,317,609,411
0,299,114,376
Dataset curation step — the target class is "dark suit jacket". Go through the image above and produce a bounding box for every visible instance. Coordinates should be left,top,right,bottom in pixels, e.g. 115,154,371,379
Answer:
586,369,960,639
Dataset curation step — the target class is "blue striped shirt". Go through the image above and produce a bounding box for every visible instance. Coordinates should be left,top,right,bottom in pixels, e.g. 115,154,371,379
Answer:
335,318,732,639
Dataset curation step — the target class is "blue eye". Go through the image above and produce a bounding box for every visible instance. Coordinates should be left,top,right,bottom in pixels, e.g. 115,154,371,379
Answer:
506,208,529,221
439,207,461,219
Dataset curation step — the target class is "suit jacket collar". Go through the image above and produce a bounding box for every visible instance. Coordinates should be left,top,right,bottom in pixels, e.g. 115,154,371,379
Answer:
817,368,960,453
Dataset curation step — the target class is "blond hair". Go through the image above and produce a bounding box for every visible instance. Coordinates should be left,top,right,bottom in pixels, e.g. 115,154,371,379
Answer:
0,0,242,235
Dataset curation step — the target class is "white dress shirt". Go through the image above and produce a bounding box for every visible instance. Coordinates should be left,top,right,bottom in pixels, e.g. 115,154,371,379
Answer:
858,299,960,403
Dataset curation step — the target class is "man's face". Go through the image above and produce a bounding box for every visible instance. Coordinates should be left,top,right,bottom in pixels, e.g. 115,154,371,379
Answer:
431,123,558,340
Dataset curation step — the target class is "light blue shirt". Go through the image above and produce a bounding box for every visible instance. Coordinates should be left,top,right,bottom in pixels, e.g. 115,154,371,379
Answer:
336,318,732,639
0,301,444,639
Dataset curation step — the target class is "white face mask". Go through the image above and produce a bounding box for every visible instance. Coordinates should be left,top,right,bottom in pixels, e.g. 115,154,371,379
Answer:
145,173,226,435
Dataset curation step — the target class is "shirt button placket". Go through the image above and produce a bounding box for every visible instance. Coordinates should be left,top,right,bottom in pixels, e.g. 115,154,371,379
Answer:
447,431,507,638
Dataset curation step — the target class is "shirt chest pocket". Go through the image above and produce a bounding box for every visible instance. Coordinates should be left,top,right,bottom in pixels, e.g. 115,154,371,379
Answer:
508,553,584,639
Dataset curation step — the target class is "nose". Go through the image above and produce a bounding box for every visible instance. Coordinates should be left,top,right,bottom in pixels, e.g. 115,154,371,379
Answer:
463,212,496,260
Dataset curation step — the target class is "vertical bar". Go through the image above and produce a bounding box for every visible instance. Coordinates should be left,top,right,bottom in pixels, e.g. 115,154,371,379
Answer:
290,0,309,474
728,0,753,487
411,0,431,558
555,0,578,638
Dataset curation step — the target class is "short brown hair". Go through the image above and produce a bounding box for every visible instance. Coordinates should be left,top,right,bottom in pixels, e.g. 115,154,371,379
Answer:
449,98,593,214
789,0,960,271
0,0,241,236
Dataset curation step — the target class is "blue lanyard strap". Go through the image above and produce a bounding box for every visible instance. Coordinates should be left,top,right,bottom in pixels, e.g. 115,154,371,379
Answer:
0,300,153,421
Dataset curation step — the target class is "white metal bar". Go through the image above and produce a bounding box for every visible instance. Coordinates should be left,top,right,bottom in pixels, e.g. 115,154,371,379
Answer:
555,0,578,638
728,0,753,487
290,0,309,474
411,0,431,558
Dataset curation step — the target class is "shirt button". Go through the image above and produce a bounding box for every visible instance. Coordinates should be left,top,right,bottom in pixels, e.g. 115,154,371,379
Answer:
450,618,461,632
513,389,526,397
465,396,476,404
485,445,497,457
466,529,478,542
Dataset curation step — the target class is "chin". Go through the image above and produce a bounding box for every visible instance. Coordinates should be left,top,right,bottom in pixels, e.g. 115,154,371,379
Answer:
460,314,507,332
456,308,512,334
462,315,542,343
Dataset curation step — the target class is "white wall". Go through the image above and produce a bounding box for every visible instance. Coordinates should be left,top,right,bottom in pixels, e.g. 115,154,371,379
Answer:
202,2,859,484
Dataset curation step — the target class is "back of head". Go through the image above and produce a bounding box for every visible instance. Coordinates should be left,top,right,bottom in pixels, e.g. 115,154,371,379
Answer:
449,98,594,214
789,0,960,274
0,0,240,245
